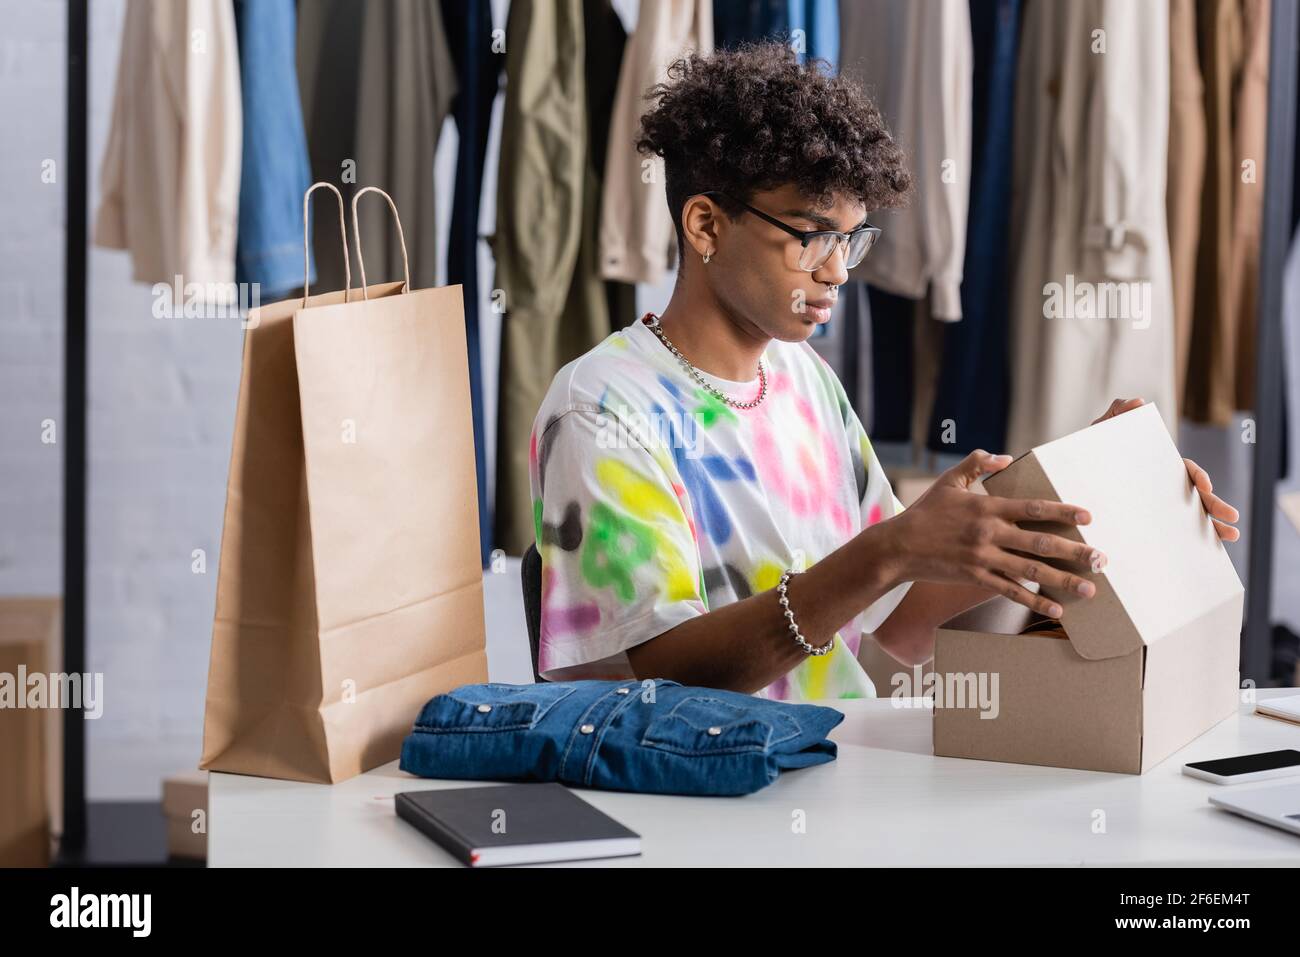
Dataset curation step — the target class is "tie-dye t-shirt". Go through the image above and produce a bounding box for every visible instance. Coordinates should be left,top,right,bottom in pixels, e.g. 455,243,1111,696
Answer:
528,314,914,701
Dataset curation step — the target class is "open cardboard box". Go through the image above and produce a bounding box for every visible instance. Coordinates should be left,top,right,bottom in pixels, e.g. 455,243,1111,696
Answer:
933,403,1244,774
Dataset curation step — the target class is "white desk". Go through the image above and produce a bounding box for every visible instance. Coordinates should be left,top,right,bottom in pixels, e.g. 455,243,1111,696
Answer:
209,689,1300,866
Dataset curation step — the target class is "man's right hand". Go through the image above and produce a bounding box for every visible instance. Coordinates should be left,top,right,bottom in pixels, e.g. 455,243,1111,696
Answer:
879,450,1105,619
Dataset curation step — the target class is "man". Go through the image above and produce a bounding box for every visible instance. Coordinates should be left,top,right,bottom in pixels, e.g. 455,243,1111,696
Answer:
527,42,1239,701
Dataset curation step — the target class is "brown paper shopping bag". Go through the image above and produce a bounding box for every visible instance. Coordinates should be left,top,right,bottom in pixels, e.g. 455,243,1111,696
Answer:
200,184,487,784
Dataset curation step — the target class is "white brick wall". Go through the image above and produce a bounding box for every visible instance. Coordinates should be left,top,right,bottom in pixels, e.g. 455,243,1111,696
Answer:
0,0,64,597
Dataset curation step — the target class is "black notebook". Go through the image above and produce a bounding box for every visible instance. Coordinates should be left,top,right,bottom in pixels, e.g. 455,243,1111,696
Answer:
395,783,642,867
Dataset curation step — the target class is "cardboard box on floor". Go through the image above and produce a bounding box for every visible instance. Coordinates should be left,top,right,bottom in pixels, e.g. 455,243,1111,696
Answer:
933,403,1244,774
0,598,62,866
162,770,208,861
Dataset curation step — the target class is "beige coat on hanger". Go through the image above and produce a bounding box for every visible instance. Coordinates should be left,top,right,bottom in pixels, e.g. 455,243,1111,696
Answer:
95,0,242,290
840,0,973,321
598,0,713,285
1006,0,1176,454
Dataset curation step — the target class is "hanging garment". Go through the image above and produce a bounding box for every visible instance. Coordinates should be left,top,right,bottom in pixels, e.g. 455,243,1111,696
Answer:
399,679,844,796
1185,0,1263,425
712,0,788,47
297,0,456,292
1167,0,1208,419
842,280,874,432
867,285,915,443
232,0,315,300
95,0,242,290
584,0,641,347
296,0,364,293
787,0,839,67
599,0,714,286
925,0,1022,456
811,284,874,430
493,0,631,556
1227,0,1270,413
807,295,851,389
352,0,458,291
862,290,946,461
1005,0,1177,454
840,0,973,321
712,0,834,63
441,0,505,566
910,297,944,462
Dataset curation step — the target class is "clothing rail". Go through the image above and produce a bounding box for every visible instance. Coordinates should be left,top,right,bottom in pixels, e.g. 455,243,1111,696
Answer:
62,0,88,857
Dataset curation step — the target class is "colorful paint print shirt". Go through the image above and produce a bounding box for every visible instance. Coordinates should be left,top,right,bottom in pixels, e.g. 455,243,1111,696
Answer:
528,315,914,701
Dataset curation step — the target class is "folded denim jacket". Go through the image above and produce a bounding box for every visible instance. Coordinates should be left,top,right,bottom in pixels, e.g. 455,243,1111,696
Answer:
399,679,845,796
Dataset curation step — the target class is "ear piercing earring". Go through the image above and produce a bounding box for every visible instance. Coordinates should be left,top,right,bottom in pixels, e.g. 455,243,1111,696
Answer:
703,250,713,264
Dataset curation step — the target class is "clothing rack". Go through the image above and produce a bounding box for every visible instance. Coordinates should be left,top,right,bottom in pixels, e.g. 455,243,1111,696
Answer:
62,0,88,859
55,0,1298,859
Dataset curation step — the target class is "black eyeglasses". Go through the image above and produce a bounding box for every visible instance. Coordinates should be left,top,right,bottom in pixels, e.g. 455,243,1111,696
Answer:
700,190,882,271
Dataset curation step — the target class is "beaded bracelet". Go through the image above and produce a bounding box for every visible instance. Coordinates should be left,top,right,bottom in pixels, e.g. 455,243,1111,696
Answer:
776,570,835,656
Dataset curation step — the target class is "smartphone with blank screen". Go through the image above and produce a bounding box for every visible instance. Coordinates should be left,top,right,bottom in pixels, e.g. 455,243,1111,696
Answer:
1182,750,1300,785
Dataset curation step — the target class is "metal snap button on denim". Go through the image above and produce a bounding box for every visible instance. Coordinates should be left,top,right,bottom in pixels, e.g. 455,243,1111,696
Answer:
476,704,492,713
580,723,595,734
707,726,722,736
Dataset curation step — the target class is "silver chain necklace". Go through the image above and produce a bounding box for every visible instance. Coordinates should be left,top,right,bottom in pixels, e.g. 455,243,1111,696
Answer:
644,313,768,410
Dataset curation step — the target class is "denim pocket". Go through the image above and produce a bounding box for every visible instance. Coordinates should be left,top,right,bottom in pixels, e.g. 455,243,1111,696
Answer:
640,695,801,756
414,682,577,733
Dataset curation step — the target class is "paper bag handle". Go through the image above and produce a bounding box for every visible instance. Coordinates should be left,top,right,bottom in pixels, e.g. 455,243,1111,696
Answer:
350,186,411,300
302,182,352,306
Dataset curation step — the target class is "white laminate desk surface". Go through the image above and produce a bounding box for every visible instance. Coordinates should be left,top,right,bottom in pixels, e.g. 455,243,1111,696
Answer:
209,689,1300,867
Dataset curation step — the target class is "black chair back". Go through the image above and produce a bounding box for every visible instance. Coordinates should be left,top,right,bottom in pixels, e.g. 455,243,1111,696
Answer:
521,544,544,682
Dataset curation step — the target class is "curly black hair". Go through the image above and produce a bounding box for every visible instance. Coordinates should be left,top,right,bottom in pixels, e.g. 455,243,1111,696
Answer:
635,41,912,253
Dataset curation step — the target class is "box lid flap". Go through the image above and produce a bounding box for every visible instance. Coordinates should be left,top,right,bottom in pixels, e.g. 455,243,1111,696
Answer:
983,404,1243,660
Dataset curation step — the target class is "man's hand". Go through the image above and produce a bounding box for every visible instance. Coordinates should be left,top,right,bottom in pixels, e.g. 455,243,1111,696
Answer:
880,450,1104,619
1093,397,1241,542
